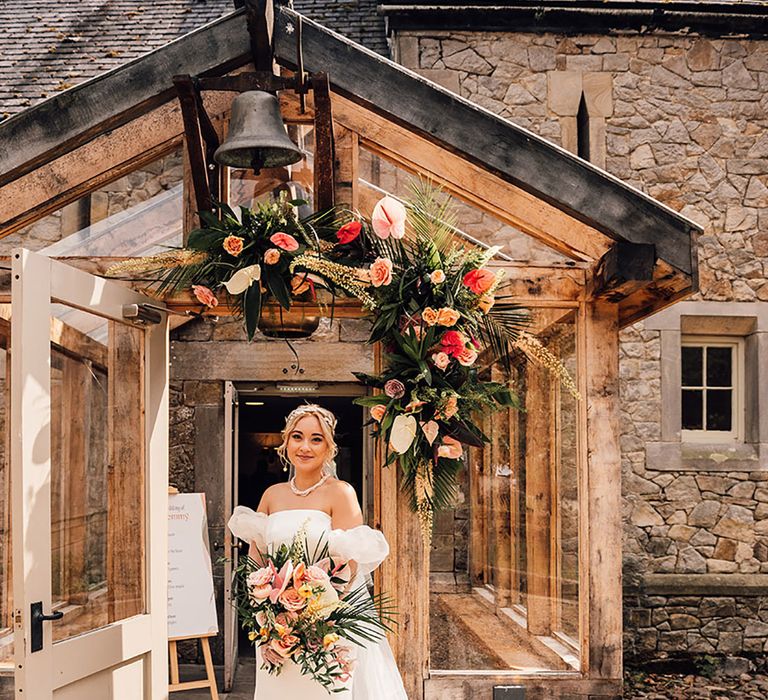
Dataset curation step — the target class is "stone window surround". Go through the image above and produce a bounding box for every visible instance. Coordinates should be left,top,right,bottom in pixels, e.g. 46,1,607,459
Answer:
644,301,768,472
547,71,613,169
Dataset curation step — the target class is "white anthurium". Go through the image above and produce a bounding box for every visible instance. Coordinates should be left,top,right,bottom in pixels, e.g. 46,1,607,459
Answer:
223,264,261,295
389,414,418,454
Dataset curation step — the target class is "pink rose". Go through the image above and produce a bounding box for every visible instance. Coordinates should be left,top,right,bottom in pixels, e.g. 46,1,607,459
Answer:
260,645,285,667
430,269,445,284
370,404,387,422
371,196,407,239
248,566,275,587
264,248,281,265
270,231,299,251
223,235,244,257
463,268,496,295
457,346,478,367
436,307,460,327
384,379,405,399
278,587,307,612
437,435,463,460
431,352,450,370
192,285,218,308
305,565,330,583
369,257,393,287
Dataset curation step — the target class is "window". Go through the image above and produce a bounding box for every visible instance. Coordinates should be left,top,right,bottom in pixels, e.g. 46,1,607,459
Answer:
681,336,744,443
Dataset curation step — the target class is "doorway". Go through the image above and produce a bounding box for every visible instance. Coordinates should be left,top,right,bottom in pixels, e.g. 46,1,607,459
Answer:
224,382,369,687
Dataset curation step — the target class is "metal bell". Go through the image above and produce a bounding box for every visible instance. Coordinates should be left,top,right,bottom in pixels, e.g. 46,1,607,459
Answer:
214,91,303,171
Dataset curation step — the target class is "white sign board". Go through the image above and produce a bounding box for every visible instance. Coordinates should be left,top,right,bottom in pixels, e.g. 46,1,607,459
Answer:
168,493,219,638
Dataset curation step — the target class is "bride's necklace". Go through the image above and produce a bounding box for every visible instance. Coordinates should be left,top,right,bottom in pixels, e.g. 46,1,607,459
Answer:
290,472,329,497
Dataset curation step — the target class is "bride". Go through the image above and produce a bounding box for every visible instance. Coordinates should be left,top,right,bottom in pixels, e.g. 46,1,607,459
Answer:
228,403,408,699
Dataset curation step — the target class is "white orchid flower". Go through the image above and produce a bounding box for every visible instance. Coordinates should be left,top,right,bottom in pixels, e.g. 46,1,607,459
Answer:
223,264,261,295
389,414,417,454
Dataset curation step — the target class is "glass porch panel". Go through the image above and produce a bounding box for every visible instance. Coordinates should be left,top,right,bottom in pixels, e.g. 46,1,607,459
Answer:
430,307,580,672
0,148,183,257
0,331,11,665
50,304,145,643
229,124,315,213
358,148,573,264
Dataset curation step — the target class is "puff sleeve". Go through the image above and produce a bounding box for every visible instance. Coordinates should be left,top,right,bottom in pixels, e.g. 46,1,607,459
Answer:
227,506,268,551
328,525,390,577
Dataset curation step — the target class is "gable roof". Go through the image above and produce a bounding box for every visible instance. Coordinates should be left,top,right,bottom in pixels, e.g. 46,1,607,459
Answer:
0,3,699,318
0,0,387,120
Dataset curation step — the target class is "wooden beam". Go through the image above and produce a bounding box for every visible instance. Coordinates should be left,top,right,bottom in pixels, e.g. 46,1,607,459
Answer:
0,11,251,187
525,359,552,636
60,356,91,606
583,302,622,680
333,94,610,263
273,5,700,274
333,125,359,209
593,242,656,302
107,322,146,622
0,91,233,238
490,365,511,610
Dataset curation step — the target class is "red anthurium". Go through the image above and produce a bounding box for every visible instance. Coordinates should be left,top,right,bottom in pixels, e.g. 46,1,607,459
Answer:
336,220,362,244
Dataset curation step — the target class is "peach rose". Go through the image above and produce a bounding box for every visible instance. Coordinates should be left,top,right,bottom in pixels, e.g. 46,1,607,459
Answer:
431,352,450,370
437,435,463,460
463,268,496,295
264,248,281,265
223,235,244,257
370,404,387,422
430,269,445,284
371,196,407,240
278,587,307,612
191,285,218,308
261,645,285,667
436,307,460,327
477,293,495,313
370,257,393,287
457,346,478,367
270,231,299,251
270,635,299,658
421,307,439,326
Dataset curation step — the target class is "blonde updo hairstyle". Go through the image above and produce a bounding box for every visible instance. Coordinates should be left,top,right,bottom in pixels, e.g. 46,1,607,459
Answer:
276,403,339,476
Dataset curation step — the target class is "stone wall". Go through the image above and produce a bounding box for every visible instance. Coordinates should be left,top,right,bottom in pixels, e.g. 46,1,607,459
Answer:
394,28,768,660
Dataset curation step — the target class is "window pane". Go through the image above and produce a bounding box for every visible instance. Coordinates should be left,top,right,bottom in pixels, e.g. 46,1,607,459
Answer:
706,346,732,387
681,346,703,387
706,389,733,431
682,390,703,430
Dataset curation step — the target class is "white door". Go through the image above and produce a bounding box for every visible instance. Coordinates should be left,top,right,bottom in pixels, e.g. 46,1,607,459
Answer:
223,381,240,691
12,250,169,699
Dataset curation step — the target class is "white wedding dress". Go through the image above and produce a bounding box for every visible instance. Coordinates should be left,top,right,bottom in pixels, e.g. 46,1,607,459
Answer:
228,506,408,700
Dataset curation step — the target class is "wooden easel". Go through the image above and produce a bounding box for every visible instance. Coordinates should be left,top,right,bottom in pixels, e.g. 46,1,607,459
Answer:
169,633,220,699
167,486,220,699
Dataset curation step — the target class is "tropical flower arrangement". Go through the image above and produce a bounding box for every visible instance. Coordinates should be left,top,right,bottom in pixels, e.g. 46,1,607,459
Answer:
106,182,579,540
234,527,393,691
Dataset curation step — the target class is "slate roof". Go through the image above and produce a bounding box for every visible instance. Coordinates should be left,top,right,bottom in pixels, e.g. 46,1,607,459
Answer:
0,0,388,119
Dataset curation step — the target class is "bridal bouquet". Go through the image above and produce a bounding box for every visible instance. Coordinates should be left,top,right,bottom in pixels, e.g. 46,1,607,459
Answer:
234,528,394,691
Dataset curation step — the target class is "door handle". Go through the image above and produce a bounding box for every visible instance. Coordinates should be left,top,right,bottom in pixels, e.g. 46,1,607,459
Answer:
31,601,63,653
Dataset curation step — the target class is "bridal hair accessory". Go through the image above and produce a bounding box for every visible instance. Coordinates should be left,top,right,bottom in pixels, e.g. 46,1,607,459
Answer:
290,473,330,496
284,403,337,432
